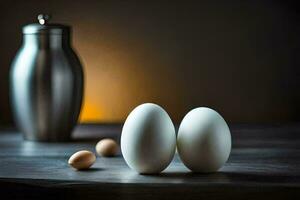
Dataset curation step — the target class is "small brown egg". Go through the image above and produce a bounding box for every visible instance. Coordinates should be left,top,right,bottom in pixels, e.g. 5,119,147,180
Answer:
68,150,96,170
96,139,118,157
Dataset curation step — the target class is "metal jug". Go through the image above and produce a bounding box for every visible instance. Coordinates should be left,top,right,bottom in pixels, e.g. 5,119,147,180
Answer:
10,14,84,141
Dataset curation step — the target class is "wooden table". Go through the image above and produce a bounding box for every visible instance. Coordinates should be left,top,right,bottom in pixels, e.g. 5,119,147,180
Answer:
0,124,299,200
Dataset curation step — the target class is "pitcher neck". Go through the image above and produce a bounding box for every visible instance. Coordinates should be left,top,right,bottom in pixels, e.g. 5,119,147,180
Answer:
23,34,71,49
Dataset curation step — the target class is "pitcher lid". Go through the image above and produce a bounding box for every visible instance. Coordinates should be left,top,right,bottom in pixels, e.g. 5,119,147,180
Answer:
23,14,70,35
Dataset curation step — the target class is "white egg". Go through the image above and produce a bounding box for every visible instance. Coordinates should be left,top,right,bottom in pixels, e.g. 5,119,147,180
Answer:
121,103,176,174
177,107,231,172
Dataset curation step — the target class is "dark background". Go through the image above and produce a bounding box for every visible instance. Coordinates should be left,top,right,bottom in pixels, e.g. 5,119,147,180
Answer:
0,0,299,126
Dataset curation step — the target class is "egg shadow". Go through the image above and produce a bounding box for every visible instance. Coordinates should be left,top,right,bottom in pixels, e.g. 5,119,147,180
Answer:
140,171,233,182
77,167,104,172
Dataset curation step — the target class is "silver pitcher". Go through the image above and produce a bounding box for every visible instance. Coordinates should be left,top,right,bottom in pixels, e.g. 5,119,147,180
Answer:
10,14,84,141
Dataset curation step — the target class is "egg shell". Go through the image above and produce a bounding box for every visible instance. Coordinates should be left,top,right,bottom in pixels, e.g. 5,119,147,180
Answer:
177,107,231,172
96,139,118,157
121,103,176,174
68,150,96,170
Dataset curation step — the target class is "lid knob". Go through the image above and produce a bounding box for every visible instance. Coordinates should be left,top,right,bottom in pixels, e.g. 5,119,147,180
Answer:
37,14,51,25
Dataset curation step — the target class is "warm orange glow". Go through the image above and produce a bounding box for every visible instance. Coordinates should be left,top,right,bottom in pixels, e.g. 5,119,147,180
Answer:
75,21,188,123
79,101,103,122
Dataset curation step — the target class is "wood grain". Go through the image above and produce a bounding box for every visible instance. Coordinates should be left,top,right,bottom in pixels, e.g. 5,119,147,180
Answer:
0,124,299,199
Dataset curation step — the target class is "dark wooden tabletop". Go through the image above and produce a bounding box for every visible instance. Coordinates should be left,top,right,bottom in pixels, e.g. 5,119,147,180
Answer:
0,124,300,200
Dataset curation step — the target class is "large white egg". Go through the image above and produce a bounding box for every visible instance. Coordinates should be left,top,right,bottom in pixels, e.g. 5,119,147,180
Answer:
121,103,176,174
177,107,231,172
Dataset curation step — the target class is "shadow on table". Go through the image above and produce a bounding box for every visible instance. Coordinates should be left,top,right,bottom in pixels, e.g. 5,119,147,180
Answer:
151,171,299,185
